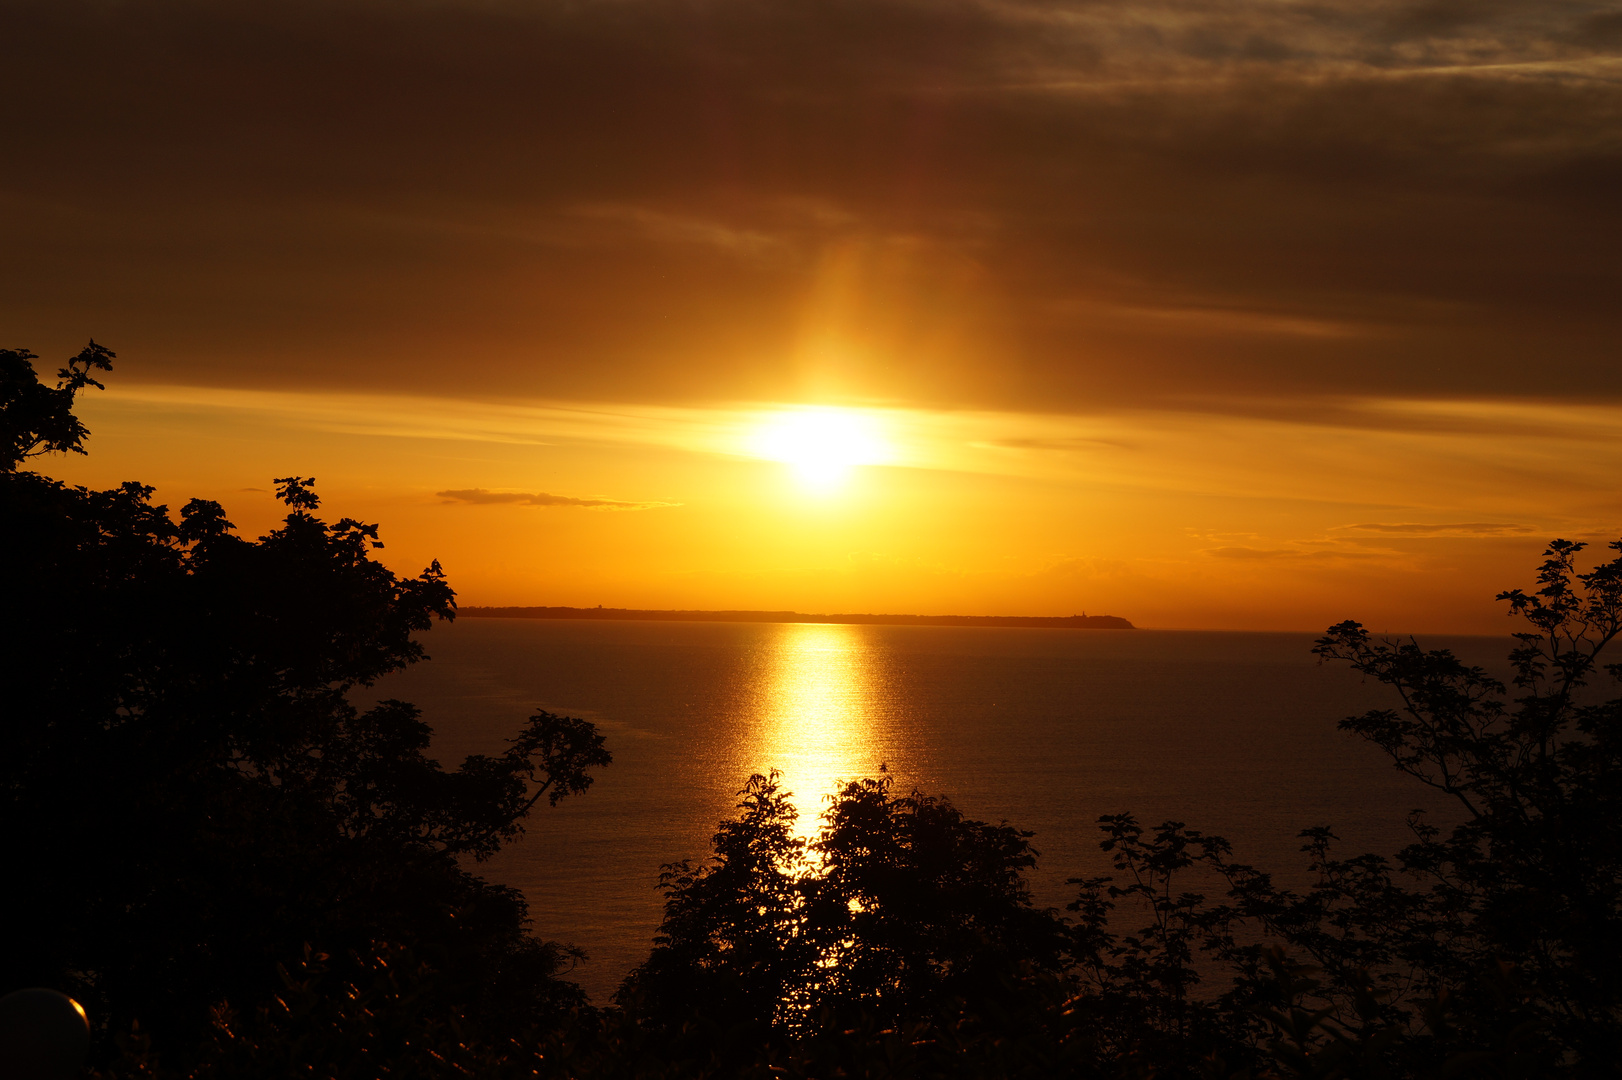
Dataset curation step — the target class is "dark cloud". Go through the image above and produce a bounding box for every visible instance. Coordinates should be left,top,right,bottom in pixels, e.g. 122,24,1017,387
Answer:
3,0,1618,412
437,489,677,510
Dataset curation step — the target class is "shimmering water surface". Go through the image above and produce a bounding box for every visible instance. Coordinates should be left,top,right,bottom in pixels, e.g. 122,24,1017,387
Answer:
371,620,1500,1001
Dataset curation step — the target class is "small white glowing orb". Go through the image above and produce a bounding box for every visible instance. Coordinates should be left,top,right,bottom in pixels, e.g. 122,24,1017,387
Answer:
751,407,889,490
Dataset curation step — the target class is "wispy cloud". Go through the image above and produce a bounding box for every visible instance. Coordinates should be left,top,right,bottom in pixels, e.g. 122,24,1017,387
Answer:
1338,522,1535,535
81,383,1622,515
567,204,788,260
1205,546,1304,559
1203,545,1384,560
437,488,678,511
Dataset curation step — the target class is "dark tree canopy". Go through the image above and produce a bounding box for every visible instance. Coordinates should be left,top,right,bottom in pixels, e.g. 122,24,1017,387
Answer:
805,777,1068,1022
625,774,1070,1038
616,542,1622,1078
1296,540,1622,1067
0,346,610,1059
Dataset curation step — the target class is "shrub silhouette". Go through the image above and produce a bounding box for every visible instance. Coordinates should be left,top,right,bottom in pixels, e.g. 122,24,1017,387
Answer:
0,345,610,1064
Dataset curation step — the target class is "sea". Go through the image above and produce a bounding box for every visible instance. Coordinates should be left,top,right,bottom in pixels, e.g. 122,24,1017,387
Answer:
369,618,1505,1002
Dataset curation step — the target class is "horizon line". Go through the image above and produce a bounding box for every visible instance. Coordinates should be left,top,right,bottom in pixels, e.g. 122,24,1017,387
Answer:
457,605,1136,630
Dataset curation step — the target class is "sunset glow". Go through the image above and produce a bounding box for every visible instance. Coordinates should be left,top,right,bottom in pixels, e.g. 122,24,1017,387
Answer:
750,622,885,841
7,0,1620,633
749,408,892,491
40,381,1622,634
13,2,1622,1063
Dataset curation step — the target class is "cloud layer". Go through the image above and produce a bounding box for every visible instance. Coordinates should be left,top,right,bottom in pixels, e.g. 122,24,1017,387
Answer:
3,0,1618,413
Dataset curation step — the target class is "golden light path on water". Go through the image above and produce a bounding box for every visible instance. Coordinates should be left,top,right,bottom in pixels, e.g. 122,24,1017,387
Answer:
745,623,886,842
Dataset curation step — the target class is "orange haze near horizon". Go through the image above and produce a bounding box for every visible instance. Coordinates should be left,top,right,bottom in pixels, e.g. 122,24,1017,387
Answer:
41,383,1622,634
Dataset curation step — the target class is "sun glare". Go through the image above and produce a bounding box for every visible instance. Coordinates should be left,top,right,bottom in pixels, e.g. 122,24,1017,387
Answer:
751,407,891,490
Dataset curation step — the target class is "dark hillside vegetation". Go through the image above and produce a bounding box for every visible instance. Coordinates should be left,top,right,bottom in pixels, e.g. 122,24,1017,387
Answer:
4,343,1619,1078
1,345,610,1062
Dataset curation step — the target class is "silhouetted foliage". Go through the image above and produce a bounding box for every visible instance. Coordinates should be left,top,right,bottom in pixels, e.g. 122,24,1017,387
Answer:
1063,816,1266,1074
624,772,813,1041
0,340,113,469
612,540,1622,1078
0,347,610,1067
1048,537,1622,1077
617,773,1091,1078
626,774,1069,1037
806,777,1068,1025
1268,538,1622,1071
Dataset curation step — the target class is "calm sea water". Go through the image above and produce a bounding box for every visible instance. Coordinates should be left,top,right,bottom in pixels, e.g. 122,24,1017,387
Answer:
369,619,1503,1001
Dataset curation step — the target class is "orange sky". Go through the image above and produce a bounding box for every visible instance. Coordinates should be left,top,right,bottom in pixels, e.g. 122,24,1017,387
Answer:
9,0,1622,631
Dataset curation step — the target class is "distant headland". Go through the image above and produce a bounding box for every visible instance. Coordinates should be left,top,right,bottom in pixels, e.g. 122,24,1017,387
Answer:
458,606,1135,630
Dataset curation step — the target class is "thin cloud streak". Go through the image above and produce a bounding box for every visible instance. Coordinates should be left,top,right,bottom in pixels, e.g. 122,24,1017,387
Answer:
437,488,678,511
1339,522,1536,536
48,378,1622,633
1202,546,1387,560
68,383,1622,528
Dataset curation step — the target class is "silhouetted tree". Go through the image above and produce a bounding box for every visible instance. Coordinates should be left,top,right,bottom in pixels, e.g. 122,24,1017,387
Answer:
1062,816,1265,1075
623,772,1072,1071
0,345,611,1063
625,773,813,1035
804,777,1069,1025
620,540,1622,1078
1224,538,1622,1073
1056,539,1622,1077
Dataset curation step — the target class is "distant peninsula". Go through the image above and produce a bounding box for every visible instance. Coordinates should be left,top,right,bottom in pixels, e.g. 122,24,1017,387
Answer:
458,606,1135,629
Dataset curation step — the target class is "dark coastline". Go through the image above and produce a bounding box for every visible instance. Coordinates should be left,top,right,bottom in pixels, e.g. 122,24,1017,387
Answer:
457,606,1135,629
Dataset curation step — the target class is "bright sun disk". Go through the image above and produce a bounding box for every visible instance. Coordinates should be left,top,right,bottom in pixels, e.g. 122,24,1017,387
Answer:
751,407,889,490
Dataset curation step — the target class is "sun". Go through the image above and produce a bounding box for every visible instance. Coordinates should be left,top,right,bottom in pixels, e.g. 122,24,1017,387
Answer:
751,407,890,490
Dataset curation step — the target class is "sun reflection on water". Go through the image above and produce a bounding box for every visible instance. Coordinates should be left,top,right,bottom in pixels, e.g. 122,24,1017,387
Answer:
746,622,886,840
